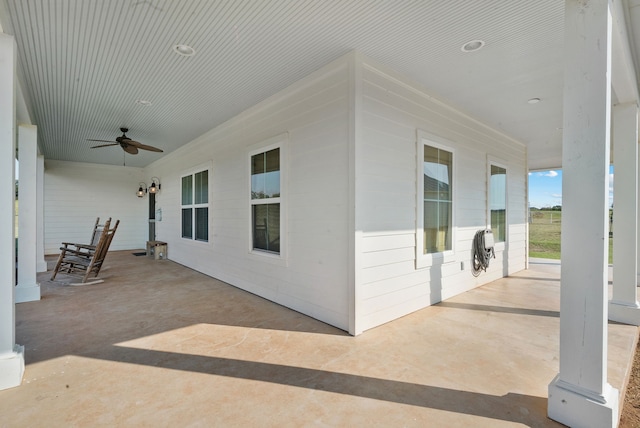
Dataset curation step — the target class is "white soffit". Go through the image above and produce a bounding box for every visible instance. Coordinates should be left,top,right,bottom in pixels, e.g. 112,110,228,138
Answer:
0,0,636,170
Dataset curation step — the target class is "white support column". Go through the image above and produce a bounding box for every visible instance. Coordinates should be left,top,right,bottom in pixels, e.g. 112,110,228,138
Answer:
638,146,640,284
0,33,25,390
548,1,618,427
609,103,640,324
36,154,47,273
16,124,40,303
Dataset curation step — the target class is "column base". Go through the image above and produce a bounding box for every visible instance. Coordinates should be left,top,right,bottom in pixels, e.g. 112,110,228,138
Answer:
15,283,40,303
548,375,619,428
609,300,640,326
36,260,47,273
0,345,24,390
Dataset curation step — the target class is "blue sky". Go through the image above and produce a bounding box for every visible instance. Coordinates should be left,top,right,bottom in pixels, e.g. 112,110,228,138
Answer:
528,167,614,208
528,170,563,208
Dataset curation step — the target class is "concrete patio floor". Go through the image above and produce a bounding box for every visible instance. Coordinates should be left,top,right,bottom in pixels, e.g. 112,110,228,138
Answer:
1,252,638,427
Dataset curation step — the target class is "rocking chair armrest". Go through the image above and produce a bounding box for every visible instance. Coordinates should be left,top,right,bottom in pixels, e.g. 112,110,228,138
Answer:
60,242,96,250
72,243,96,251
58,246,96,257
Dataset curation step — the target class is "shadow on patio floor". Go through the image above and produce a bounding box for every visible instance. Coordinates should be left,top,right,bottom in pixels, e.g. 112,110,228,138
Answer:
3,251,636,426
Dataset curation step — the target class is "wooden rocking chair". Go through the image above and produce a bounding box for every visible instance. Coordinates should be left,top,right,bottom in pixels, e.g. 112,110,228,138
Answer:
50,218,120,284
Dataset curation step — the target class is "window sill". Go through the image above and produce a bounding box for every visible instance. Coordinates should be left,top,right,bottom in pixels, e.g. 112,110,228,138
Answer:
248,249,288,267
181,237,211,247
416,250,456,269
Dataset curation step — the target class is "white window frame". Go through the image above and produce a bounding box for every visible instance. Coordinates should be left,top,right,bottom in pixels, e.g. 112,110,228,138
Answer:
416,130,456,269
180,161,212,245
487,156,507,249
247,133,288,265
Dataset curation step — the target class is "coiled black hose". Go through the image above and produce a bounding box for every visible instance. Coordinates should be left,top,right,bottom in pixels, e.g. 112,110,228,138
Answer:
472,229,495,277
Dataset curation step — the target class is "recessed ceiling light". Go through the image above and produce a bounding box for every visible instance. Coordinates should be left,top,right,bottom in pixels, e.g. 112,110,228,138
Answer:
135,99,152,106
173,44,195,57
461,40,485,52
527,97,541,104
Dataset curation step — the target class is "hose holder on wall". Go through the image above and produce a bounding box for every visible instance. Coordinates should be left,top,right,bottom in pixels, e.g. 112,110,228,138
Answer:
472,229,495,277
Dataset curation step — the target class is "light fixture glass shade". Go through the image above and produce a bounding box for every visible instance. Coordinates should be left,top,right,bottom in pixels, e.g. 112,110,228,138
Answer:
149,177,161,194
137,182,147,198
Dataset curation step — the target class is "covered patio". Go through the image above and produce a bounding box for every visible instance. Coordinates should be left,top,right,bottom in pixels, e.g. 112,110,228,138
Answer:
3,2,640,425
1,252,636,426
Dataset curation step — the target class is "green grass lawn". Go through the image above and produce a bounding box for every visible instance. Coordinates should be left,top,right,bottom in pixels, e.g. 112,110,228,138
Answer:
529,210,613,264
529,211,561,259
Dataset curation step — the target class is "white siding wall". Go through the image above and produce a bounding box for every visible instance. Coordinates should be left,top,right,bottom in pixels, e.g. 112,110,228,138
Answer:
355,58,527,333
145,57,351,330
44,160,147,254
41,52,528,335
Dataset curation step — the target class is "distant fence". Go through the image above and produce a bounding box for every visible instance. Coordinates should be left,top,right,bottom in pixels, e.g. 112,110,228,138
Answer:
529,210,561,224
529,209,613,236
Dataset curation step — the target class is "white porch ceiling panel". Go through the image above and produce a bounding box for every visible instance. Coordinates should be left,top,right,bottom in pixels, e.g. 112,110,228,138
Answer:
0,0,608,169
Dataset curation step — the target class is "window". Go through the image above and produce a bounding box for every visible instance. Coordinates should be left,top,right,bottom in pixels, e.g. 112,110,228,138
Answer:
251,147,281,254
489,164,507,243
422,144,453,254
181,169,208,242
416,132,455,268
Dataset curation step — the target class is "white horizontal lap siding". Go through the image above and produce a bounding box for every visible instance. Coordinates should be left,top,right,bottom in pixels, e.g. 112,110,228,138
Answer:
356,59,527,332
145,58,351,331
44,160,147,254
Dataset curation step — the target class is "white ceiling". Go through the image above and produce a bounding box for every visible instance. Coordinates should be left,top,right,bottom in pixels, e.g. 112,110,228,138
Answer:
0,0,638,170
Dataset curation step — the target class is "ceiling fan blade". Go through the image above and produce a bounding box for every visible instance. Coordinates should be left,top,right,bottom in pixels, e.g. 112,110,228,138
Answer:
90,143,119,149
126,140,164,152
88,130,159,155
122,144,139,155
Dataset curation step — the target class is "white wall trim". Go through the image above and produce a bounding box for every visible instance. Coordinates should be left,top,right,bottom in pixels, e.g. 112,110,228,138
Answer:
349,52,363,335
486,155,508,251
247,132,289,266
179,160,213,246
415,129,457,269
